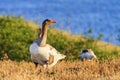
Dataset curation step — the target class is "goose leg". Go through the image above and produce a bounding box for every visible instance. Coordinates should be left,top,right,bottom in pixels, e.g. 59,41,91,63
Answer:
34,62,38,67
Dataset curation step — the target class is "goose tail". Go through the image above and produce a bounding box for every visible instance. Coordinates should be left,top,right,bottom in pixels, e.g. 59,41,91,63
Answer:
57,53,66,60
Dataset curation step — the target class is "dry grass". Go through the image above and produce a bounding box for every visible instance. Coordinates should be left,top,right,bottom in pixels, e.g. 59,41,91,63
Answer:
94,41,120,52
0,58,120,80
27,21,39,30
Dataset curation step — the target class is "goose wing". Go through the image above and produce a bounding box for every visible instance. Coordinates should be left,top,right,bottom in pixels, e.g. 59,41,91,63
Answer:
46,44,66,60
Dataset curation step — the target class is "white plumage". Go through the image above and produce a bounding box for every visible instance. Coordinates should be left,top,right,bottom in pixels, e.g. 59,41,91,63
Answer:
30,42,66,68
80,49,97,61
29,19,66,68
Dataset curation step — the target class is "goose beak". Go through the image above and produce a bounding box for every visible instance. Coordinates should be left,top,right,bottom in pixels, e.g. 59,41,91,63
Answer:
50,20,56,23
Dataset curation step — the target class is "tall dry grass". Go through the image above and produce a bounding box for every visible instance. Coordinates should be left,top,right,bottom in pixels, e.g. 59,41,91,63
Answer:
0,58,120,80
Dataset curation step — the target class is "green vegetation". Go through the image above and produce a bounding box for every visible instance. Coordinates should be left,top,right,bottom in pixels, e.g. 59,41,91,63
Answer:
0,16,35,61
0,16,120,61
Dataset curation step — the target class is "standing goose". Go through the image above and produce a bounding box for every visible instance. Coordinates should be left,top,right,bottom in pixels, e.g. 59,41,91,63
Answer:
29,19,66,68
80,49,97,61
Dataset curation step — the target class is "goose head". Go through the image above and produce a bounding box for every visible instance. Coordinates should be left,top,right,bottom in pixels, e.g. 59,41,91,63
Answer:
81,49,94,55
42,19,56,27
41,19,56,33
38,19,56,37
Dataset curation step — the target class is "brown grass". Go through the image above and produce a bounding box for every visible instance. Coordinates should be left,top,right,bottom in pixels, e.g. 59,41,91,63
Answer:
0,58,120,80
28,21,39,30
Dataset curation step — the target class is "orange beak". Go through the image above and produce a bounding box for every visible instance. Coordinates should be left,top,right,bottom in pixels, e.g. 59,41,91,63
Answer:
50,20,56,23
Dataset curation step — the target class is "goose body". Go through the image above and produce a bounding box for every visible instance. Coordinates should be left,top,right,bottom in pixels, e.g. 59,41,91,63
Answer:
30,42,66,67
29,19,66,68
80,49,97,61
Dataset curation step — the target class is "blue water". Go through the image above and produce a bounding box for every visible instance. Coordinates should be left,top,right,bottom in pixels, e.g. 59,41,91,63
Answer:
0,0,120,45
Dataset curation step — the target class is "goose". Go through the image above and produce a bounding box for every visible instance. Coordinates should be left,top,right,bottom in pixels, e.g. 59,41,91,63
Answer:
80,49,97,61
29,19,66,68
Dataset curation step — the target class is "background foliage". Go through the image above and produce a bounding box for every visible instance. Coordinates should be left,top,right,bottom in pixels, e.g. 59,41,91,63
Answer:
0,16,35,61
0,16,120,61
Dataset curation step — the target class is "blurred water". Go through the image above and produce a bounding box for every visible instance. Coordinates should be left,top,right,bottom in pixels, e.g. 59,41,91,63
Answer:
0,0,120,45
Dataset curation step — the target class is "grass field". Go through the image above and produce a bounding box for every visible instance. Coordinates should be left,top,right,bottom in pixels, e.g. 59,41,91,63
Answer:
0,58,120,80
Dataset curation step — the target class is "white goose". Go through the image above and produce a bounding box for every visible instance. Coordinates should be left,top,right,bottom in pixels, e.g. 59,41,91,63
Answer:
29,19,66,68
80,49,97,61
